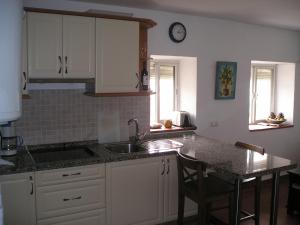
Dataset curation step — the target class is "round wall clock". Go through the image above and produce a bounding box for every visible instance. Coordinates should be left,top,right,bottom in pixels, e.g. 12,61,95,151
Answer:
169,22,186,43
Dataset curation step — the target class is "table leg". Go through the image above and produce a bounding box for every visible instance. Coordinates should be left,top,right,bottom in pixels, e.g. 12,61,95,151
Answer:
270,171,280,225
233,178,242,225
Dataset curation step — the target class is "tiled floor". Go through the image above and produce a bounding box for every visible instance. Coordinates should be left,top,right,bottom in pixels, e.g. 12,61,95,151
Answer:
161,176,300,225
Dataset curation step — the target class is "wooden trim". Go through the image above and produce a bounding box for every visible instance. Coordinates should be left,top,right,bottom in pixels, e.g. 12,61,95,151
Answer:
29,78,95,83
22,94,31,99
24,7,157,28
150,126,197,133
84,91,155,97
249,124,294,132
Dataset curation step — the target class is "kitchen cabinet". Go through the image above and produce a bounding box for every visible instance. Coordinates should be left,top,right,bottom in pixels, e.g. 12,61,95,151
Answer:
28,12,95,79
0,172,36,225
163,155,197,221
106,155,197,225
36,164,106,225
95,18,139,93
106,157,164,225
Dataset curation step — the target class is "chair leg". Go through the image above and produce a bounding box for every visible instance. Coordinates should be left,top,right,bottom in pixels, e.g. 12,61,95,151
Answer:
254,177,261,225
229,193,235,225
197,204,207,225
177,192,185,225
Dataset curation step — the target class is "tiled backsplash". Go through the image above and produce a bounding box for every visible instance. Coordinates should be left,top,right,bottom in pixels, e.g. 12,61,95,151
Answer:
16,90,150,145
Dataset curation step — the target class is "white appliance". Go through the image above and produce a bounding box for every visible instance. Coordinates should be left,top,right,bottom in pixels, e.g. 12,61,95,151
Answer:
172,111,192,127
0,0,23,123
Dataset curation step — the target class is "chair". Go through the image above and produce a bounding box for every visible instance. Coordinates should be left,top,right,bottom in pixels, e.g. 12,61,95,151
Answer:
177,152,234,225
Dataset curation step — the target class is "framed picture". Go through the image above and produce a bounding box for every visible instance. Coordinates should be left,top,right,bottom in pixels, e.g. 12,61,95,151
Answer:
215,61,237,99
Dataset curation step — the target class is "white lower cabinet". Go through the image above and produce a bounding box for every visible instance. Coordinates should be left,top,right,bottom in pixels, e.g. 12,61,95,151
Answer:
37,209,105,225
106,155,197,225
163,156,197,221
0,172,36,225
106,157,164,225
36,164,106,225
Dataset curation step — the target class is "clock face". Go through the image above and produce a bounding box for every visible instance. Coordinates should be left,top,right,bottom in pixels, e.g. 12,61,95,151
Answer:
169,22,186,43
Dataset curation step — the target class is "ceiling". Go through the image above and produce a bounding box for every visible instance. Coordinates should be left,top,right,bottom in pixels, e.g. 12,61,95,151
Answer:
72,0,300,31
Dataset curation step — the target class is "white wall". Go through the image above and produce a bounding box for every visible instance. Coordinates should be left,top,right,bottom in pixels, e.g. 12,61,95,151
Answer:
179,58,197,124
276,63,295,123
24,0,300,164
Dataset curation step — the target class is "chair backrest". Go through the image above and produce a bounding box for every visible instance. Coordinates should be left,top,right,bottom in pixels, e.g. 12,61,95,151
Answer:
235,141,265,155
177,152,206,195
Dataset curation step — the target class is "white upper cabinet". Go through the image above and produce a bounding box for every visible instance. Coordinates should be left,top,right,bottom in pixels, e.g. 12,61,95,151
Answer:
96,18,139,93
63,16,95,79
27,12,95,79
28,13,63,78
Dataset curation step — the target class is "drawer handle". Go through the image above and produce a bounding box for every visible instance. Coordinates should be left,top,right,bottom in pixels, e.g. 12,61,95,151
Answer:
72,196,82,200
71,172,81,176
62,172,81,177
63,196,82,202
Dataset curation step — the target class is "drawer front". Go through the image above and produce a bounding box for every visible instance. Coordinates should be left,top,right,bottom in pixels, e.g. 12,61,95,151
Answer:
38,209,106,225
36,164,105,186
37,179,105,219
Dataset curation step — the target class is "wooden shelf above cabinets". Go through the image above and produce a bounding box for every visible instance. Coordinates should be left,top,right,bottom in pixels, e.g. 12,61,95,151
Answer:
24,7,157,28
84,91,155,97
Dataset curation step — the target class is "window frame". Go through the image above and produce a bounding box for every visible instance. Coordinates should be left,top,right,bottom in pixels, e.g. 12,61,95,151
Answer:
250,64,276,124
150,60,179,123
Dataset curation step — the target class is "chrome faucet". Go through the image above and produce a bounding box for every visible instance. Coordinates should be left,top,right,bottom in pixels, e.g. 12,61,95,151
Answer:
128,118,146,144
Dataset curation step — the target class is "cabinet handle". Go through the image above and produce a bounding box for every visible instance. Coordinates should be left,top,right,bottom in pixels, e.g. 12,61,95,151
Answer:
65,56,68,74
58,56,62,74
63,198,70,202
71,172,81,176
166,158,170,174
30,183,33,195
29,176,33,195
72,196,82,200
62,172,81,177
23,72,27,90
161,159,165,175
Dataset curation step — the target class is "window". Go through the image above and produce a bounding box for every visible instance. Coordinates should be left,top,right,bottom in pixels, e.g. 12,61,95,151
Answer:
249,65,276,123
150,61,178,124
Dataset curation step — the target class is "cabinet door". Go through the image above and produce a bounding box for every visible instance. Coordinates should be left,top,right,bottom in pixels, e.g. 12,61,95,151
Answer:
96,19,139,93
0,172,36,225
106,157,164,225
63,16,95,79
28,12,62,78
163,155,197,222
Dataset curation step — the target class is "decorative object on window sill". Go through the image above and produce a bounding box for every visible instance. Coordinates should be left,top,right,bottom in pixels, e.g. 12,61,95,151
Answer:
266,112,286,124
215,61,237,99
150,123,162,129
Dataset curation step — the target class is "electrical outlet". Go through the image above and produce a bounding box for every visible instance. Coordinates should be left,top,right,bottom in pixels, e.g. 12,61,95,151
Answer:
210,121,219,127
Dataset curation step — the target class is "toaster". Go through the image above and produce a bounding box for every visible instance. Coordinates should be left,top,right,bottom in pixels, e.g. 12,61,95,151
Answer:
172,111,191,127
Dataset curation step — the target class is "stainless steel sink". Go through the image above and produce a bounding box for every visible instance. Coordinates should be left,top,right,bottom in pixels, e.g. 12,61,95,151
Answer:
105,142,146,154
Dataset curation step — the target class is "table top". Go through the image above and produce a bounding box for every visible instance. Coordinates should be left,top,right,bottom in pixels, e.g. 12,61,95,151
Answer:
173,135,297,179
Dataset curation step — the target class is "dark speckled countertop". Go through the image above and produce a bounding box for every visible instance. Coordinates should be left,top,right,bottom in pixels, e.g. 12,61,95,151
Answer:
0,132,297,178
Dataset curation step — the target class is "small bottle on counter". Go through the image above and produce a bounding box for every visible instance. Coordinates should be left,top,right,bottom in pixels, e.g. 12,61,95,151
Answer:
141,61,148,90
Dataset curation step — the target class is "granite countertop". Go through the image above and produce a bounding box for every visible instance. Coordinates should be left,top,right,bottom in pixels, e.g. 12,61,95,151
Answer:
0,131,297,178
173,135,297,179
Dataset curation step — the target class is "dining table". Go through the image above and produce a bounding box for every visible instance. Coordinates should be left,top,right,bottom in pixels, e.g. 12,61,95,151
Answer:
172,134,297,225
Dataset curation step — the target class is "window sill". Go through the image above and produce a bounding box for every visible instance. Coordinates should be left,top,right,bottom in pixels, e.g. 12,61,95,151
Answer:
150,125,197,133
249,123,294,132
